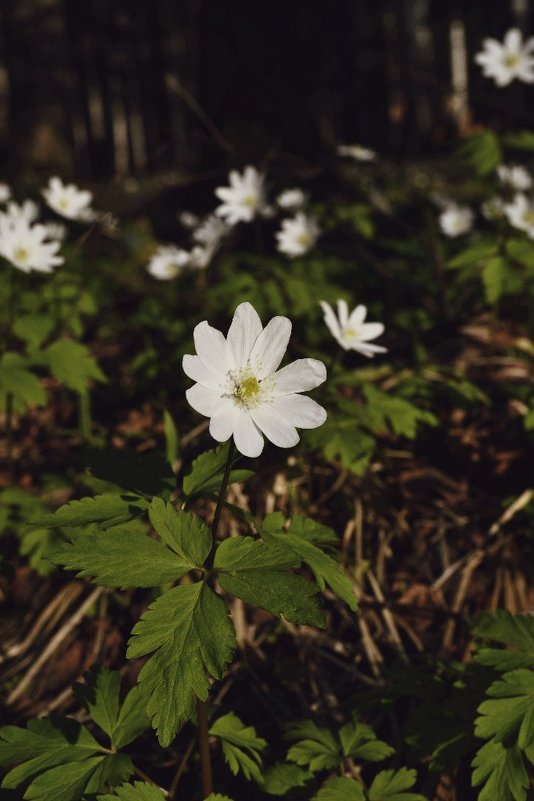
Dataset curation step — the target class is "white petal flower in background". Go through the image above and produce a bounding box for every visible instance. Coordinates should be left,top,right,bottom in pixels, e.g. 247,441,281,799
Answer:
320,300,387,358
276,212,320,258
215,165,269,225
475,28,534,86
43,221,68,242
337,144,377,161
5,199,40,225
503,193,534,238
178,210,200,230
276,188,307,211
0,216,64,273
481,196,505,221
42,176,95,222
497,164,532,191
147,245,190,280
183,301,327,458
438,204,474,237
0,183,11,203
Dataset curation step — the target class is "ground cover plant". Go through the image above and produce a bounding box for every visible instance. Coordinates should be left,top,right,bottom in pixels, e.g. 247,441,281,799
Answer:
1,22,534,801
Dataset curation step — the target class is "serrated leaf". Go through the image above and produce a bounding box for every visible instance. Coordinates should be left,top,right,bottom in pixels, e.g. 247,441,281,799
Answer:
286,722,339,772
183,442,253,497
74,667,120,741
368,767,426,800
289,515,338,546
0,352,47,410
447,240,498,269
338,720,393,761
113,686,151,750
475,669,534,749
210,712,266,783
84,448,175,498
48,527,193,588
263,530,357,611
44,339,105,393
473,610,534,670
482,257,505,304
363,386,437,439
472,739,530,801
313,777,365,801
459,131,502,176
13,313,54,349
205,796,235,801
30,493,149,530
98,780,167,801
262,762,312,795
149,499,211,569
23,756,105,801
127,582,236,746
214,535,324,625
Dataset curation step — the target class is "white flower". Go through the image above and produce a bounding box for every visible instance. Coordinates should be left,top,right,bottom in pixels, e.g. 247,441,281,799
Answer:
475,28,534,86
337,144,376,161
439,204,473,237
503,193,534,237
481,196,505,221
320,300,387,358
5,199,40,225
183,302,327,458
276,212,320,258
43,222,67,242
497,164,532,191
215,165,269,225
193,214,229,248
42,176,95,221
277,188,307,210
147,245,190,280
0,216,63,273
0,183,11,203
178,211,200,229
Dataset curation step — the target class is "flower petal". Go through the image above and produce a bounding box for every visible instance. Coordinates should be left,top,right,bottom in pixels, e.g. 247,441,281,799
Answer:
227,302,263,367
270,394,327,429
250,405,300,448
337,299,349,327
359,322,385,341
272,358,327,396
250,316,291,378
348,304,367,328
182,354,225,390
185,383,223,417
232,408,264,457
209,399,235,442
319,301,342,340
193,321,234,374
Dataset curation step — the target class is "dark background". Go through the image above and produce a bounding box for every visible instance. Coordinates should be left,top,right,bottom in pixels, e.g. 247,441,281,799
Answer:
1,0,533,181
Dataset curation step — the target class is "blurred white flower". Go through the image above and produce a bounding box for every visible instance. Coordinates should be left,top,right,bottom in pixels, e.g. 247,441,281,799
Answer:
183,301,327,458
276,212,320,258
43,222,68,242
42,176,95,222
481,196,506,221
337,144,376,161
193,214,228,248
439,204,474,237
475,29,534,86
503,193,534,237
178,211,200,229
497,164,532,191
277,188,307,211
0,216,63,273
147,245,190,280
320,300,387,358
215,165,269,225
0,183,11,203
5,199,40,225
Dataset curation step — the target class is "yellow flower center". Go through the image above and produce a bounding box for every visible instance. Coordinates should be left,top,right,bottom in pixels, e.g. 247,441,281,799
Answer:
522,210,534,226
59,197,69,210
14,246,29,262
235,375,261,402
244,194,256,208
342,326,357,340
297,232,311,247
504,53,520,68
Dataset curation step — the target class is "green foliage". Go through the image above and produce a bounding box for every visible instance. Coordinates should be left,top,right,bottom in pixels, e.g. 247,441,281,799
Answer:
182,442,254,497
148,498,212,570
32,493,149,529
0,352,47,412
368,768,427,800
474,670,534,749
482,257,506,304
44,339,105,393
127,582,236,746
459,130,502,176
98,781,166,801
471,740,532,801
363,386,437,439
209,712,266,783
502,129,534,150
214,536,325,627
84,448,175,498
262,763,312,795
473,610,534,670
313,777,365,801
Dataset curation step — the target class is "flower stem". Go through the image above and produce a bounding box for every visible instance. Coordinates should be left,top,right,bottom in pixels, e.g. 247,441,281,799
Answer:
196,440,235,798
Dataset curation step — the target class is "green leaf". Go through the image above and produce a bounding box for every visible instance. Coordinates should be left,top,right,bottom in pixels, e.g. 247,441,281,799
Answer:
112,686,151,750
482,257,506,304
503,129,534,150
338,720,393,761
447,240,498,269
472,739,530,801
262,762,312,795
13,313,54,349
98,780,167,800
0,352,47,410
149,498,211,570
74,667,120,741
163,409,179,465
214,536,324,625
44,339,105,393
368,767,427,800
183,442,254,497
30,493,149,530
313,777,365,801
209,712,266,783
263,529,357,611
286,721,340,772
23,756,105,801
84,448,175,498
205,795,235,801
473,610,534,670
363,386,437,439
474,670,534,749
459,130,502,176
127,582,236,746
48,526,194,588
506,237,534,269
289,515,338,546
